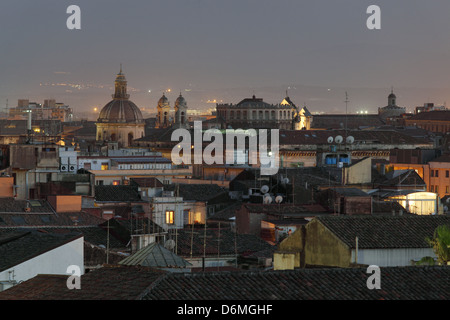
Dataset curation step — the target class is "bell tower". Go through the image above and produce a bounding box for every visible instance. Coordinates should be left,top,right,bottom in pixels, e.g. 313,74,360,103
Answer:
156,93,171,128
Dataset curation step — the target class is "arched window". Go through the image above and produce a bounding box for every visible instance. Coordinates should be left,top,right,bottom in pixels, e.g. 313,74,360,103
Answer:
128,133,134,146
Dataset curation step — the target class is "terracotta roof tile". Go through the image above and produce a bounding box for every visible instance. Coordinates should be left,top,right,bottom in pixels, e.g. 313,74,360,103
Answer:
1,265,448,300
315,215,450,249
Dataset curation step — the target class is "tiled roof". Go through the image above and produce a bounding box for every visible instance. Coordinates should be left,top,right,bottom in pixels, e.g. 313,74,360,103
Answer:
143,266,449,300
379,170,426,187
0,265,167,300
0,230,83,272
94,185,142,202
169,227,275,257
311,114,385,129
1,265,448,300
208,203,241,222
0,198,53,213
429,153,450,163
328,187,369,197
99,217,166,240
130,177,164,188
0,226,124,249
164,183,227,202
315,215,450,249
406,110,450,121
281,167,341,188
0,210,105,228
242,203,328,215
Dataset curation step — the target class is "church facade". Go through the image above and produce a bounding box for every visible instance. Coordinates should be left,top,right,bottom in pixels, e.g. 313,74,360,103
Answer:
156,93,189,129
216,94,311,130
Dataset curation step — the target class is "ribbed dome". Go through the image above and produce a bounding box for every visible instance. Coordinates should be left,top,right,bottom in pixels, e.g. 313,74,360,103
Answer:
97,67,144,124
97,99,144,123
388,93,396,99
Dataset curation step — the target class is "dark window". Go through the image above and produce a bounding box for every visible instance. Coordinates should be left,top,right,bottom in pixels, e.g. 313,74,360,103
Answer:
446,171,449,178
40,216,52,223
11,216,26,225
436,170,439,177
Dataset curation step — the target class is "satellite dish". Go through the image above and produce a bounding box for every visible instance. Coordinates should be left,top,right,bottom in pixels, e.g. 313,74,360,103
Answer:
346,136,355,144
327,136,334,144
263,195,272,204
164,239,175,250
335,135,343,144
275,196,283,204
260,185,269,194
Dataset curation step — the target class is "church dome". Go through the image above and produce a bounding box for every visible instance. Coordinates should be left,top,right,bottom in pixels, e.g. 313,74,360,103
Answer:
97,99,143,123
175,94,187,109
158,94,170,108
97,67,144,123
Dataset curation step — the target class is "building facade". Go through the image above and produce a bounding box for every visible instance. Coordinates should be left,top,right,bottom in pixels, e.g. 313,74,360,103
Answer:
216,94,311,130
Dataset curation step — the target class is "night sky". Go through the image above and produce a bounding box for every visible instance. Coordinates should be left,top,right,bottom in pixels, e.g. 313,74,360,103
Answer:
2,0,450,117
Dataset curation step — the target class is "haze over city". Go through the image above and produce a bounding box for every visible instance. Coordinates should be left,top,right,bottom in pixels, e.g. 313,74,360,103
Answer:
2,0,450,115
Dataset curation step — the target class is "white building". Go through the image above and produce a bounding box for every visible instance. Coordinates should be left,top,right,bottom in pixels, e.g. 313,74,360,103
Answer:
0,231,84,292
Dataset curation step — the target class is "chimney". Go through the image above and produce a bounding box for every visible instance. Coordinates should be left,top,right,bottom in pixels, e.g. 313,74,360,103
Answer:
27,111,32,131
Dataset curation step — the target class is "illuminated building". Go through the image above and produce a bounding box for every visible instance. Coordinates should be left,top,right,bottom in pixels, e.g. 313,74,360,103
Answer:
95,67,145,147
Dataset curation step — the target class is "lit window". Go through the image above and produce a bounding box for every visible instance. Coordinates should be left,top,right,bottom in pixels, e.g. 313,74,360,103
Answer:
446,186,449,194
101,163,109,170
112,180,120,186
165,210,174,224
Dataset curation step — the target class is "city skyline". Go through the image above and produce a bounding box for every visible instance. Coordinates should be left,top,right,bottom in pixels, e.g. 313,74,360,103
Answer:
2,1,450,114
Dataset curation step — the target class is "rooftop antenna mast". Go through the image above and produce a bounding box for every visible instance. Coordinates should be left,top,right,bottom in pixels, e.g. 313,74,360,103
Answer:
345,91,349,144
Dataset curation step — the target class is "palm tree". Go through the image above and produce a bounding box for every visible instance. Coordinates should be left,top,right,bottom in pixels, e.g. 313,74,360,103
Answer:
426,225,450,265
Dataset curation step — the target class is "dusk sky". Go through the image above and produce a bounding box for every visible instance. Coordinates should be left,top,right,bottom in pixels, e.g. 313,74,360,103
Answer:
2,0,450,118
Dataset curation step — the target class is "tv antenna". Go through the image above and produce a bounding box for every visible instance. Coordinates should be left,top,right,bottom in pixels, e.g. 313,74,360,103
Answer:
263,194,273,204
345,91,349,141
260,185,269,194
